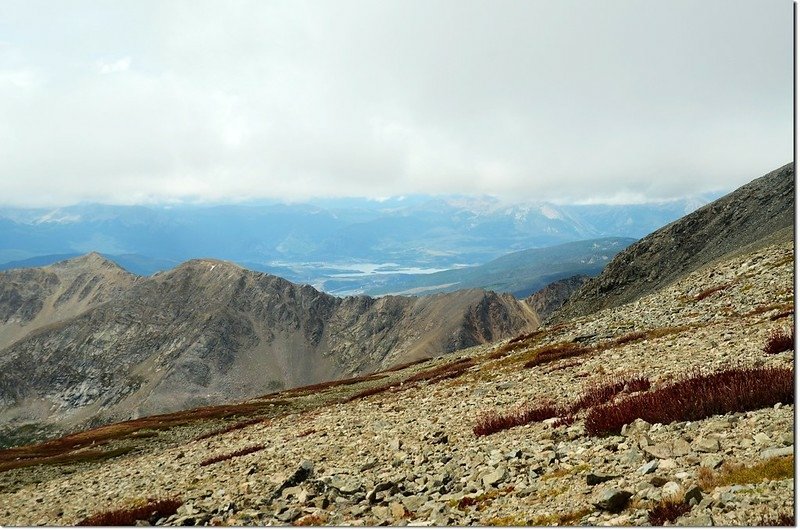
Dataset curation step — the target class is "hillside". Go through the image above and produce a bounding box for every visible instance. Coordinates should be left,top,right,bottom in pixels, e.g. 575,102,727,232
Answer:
0,236,792,526
554,162,794,321
0,256,538,445
323,238,632,297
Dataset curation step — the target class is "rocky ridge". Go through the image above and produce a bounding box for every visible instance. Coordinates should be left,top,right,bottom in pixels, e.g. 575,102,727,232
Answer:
555,162,794,321
0,256,538,444
0,237,792,526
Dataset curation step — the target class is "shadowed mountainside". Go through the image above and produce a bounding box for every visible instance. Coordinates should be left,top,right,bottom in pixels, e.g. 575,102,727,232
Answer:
553,162,794,322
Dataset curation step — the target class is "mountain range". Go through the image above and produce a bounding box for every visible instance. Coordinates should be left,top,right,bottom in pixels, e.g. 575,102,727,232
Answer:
0,163,792,527
0,195,716,294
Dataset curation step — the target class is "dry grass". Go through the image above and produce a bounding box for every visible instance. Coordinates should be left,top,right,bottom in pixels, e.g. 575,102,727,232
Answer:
699,456,794,490
527,507,593,526
198,444,266,467
77,497,182,526
455,486,514,511
745,302,794,317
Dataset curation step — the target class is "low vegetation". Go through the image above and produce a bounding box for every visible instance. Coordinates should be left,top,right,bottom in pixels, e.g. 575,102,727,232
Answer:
522,342,590,368
474,403,559,437
0,445,134,473
694,283,730,301
647,496,691,526
585,366,794,436
567,373,650,414
193,417,268,442
698,456,794,490
198,444,266,467
474,373,650,437
764,328,794,354
76,498,182,526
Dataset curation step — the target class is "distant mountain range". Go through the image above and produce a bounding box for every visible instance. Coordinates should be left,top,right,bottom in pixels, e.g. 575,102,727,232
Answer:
0,195,718,294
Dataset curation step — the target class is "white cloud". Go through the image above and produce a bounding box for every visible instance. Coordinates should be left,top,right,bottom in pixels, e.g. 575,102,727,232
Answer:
0,0,792,207
96,57,131,74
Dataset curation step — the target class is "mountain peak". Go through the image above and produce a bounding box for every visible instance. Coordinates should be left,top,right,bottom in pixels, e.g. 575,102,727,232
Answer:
47,252,129,274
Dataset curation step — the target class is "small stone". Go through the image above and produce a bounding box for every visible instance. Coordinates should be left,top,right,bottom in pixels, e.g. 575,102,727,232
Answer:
400,495,426,513
754,433,771,446
594,488,633,513
389,439,402,451
700,455,723,469
662,481,681,497
482,467,507,488
649,476,669,487
643,444,671,460
638,460,659,475
693,437,721,453
684,485,703,505
672,438,691,457
586,473,616,486
657,458,677,470
329,475,363,495
389,501,406,519
760,446,793,459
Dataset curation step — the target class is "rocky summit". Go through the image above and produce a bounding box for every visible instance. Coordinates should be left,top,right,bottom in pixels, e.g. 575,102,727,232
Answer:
0,233,793,526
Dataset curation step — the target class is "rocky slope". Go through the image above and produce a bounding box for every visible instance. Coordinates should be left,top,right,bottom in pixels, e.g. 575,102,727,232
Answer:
524,274,589,321
0,257,538,443
0,253,137,349
554,162,794,321
0,234,792,527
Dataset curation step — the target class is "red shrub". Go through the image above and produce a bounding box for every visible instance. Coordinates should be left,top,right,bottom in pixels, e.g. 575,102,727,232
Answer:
77,498,182,526
523,342,590,368
569,374,650,413
648,499,691,526
199,444,265,466
585,366,794,436
404,358,476,384
473,403,560,437
193,417,267,442
551,415,575,428
695,284,729,301
764,329,794,354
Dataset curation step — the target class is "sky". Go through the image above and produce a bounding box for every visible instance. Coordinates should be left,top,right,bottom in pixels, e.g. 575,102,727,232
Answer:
0,0,793,207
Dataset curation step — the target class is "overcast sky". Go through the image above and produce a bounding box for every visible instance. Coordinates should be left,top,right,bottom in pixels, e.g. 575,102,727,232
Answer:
0,0,792,207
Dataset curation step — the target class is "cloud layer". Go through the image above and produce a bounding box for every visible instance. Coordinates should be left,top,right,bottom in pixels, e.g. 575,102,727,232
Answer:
0,0,792,206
